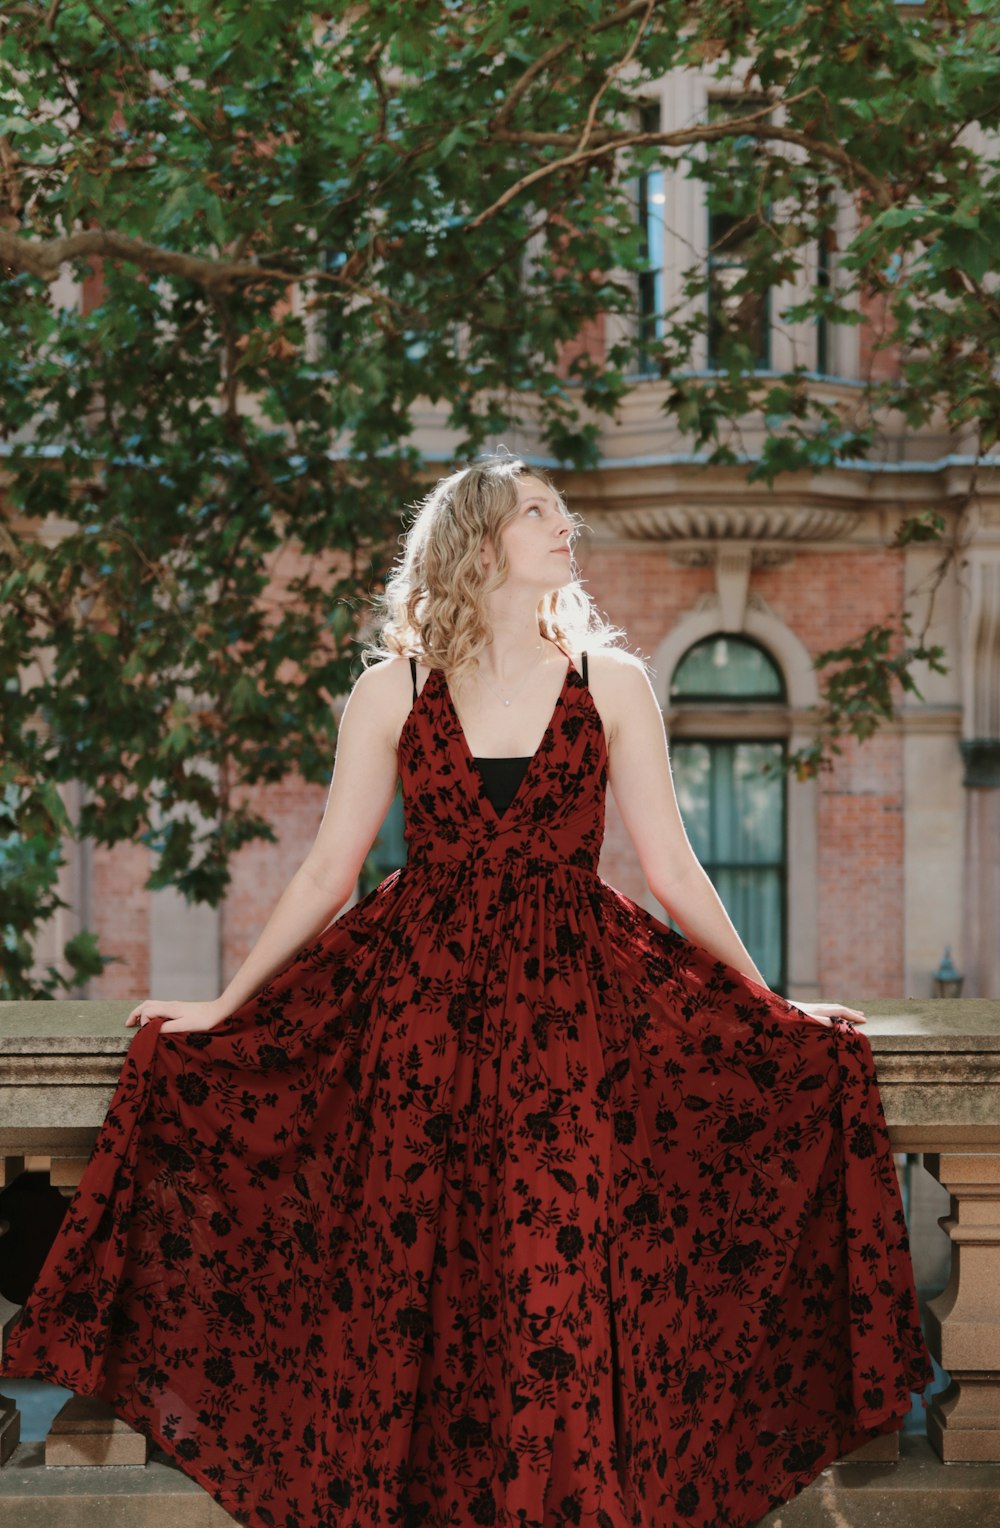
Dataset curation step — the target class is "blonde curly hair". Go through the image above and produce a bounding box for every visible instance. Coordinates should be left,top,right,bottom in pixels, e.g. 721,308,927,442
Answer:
361,450,630,686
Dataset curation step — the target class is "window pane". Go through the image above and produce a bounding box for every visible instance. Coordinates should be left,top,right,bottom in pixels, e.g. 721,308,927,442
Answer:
732,743,784,860
670,739,786,992
816,209,832,376
672,741,711,861
705,98,771,369
714,865,784,990
670,636,784,700
637,100,665,374
710,742,784,863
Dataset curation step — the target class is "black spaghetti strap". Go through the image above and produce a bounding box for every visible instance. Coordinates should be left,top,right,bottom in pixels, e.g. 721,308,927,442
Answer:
409,655,417,702
582,650,588,685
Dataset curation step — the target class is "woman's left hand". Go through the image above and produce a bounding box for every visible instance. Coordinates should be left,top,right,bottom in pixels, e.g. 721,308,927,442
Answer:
786,1000,866,1028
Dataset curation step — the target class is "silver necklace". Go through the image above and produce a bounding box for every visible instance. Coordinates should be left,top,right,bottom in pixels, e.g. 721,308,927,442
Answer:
474,642,545,707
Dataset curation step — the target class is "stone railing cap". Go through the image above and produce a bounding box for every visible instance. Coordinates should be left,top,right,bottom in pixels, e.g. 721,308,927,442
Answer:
0,997,998,1053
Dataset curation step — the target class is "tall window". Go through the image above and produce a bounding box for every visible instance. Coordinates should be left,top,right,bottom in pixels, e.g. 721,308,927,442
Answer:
636,99,665,376
669,636,787,991
706,98,771,370
816,197,832,376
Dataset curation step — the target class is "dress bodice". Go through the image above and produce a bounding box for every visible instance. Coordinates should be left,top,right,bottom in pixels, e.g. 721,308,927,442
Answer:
400,652,608,874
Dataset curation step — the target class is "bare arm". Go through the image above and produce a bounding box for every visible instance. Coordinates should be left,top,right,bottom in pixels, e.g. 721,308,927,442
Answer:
127,657,407,1031
596,654,866,1027
599,655,769,985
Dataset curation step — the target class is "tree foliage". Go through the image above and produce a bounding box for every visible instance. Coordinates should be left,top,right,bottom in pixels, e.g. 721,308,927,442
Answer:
1,0,997,995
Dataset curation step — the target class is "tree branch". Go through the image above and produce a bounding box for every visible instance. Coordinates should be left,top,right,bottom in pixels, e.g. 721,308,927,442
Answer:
576,0,656,155
490,0,668,131
478,105,891,229
0,225,358,289
0,105,915,290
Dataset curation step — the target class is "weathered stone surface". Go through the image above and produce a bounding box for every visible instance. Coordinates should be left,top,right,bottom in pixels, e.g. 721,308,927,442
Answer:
758,1434,1000,1527
0,1434,996,1528
46,1395,147,1468
0,1439,237,1524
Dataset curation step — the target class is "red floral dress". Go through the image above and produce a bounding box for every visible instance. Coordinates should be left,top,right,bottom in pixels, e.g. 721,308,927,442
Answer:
0,651,934,1528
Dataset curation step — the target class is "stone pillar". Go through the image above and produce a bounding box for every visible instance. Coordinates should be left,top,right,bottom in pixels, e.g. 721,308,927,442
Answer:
46,1393,147,1467
959,549,1000,998
923,1151,1000,1461
961,749,1000,998
0,1154,23,1464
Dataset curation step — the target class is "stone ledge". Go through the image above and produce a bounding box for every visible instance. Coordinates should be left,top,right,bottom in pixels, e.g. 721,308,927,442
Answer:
0,1439,236,1524
3,999,999,1153
0,1435,998,1528
758,1434,1000,1528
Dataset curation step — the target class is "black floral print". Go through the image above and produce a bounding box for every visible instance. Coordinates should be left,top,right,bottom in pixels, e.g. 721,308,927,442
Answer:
0,652,934,1527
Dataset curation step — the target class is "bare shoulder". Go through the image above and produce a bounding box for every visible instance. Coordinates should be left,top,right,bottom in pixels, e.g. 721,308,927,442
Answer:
582,647,648,678
343,655,417,751
577,647,653,745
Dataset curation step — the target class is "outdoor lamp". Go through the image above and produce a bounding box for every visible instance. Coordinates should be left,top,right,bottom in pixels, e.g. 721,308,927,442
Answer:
931,945,964,998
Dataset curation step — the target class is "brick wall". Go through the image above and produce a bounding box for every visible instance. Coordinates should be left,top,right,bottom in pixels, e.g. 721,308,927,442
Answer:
220,776,331,986
578,541,906,996
88,840,152,999
756,550,906,996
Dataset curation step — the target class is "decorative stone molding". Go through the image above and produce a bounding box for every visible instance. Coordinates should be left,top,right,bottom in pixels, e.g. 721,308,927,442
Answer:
652,591,821,708
586,502,858,542
715,544,752,630
962,552,1000,745
668,545,795,570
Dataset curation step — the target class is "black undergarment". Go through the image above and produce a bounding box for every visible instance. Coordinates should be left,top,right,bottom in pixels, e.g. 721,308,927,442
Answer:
470,755,532,818
407,655,586,818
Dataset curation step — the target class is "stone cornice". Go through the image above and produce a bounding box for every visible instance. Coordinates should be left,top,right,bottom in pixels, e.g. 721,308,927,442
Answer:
586,503,859,542
663,703,963,737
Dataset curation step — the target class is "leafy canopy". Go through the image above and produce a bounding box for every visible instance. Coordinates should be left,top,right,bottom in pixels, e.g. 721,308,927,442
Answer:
1,0,996,994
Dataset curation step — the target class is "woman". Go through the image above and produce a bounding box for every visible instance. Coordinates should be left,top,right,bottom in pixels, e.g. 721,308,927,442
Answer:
1,452,933,1528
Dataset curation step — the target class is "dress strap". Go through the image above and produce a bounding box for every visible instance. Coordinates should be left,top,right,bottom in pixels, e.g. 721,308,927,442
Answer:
582,650,588,685
409,655,417,702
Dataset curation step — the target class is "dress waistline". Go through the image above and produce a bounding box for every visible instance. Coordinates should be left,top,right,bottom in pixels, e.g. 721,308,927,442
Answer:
405,841,599,876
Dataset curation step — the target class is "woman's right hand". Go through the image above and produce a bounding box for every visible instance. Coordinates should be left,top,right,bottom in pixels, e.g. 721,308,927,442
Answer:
786,1000,867,1029
125,999,229,1034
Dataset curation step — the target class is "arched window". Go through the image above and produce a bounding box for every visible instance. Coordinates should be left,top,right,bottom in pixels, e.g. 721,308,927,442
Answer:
669,635,788,992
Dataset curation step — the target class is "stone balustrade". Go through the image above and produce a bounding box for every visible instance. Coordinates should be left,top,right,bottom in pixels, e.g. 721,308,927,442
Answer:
0,998,998,1526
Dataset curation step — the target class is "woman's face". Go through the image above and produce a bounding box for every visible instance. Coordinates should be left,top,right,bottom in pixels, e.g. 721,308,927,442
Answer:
484,475,576,590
